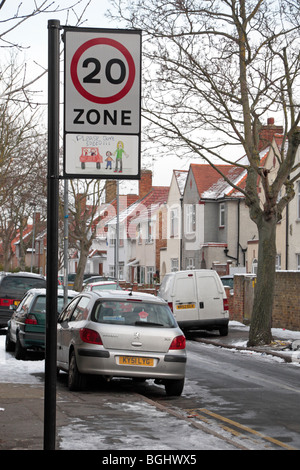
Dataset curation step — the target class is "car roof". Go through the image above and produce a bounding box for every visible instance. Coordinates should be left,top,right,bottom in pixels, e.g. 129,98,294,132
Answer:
24,288,78,296
88,281,117,286
80,289,167,304
0,271,45,279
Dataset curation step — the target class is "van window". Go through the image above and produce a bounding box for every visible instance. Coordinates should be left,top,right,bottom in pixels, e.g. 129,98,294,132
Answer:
158,274,173,298
196,275,218,296
176,277,196,298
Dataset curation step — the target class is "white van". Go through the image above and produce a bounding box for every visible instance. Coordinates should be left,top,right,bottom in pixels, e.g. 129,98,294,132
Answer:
158,270,229,336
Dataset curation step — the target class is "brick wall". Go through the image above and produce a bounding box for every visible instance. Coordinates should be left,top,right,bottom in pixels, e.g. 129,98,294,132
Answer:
231,271,300,331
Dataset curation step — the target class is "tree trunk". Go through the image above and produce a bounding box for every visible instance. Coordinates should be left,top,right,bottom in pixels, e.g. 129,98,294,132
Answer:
248,216,277,346
73,239,92,292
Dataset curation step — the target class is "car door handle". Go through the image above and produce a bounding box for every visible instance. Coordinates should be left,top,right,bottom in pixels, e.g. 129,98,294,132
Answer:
199,302,204,308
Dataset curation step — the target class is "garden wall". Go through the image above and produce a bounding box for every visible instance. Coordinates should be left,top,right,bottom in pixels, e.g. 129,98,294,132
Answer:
231,271,300,331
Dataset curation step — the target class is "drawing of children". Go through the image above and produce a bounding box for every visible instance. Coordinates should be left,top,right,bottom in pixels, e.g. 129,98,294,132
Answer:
105,151,113,169
113,141,129,173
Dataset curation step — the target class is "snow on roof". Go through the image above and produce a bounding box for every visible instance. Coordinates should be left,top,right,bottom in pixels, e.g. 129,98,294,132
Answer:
173,169,188,195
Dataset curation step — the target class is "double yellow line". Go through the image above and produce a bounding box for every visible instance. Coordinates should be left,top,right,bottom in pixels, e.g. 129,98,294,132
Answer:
187,408,297,450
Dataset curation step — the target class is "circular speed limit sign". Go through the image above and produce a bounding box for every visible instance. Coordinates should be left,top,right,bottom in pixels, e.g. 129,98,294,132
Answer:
64,28,141,135
70,37,136,105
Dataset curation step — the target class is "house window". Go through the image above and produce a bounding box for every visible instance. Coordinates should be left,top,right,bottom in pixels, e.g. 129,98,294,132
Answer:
186,204,196,233
170,208,179,237
171,258,179,272
298,182,300,220
147,220,153,243
219,203,225,227
109,265,115,277
109,229,116,246
252,258,258,274
297,254,300,271
146,266,155,284
275,254,281,270
137,223,142,244
137,266,145,284
186,258,194,269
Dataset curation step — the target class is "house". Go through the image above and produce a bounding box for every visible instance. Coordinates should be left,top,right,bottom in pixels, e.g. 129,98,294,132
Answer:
180,162,254,273
103,170,169,283
70,181,139,277
166,118,286,277
247,131,300,272
160,169,188,276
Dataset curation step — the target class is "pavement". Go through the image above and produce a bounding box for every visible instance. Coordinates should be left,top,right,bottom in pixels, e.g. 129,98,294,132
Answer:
0,325,299,451
190,324,300,364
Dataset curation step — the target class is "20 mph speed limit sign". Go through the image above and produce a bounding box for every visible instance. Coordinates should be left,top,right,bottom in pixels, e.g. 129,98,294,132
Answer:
63,27,141,179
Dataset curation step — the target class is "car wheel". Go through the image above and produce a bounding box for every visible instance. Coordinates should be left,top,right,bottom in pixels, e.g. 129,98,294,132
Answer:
164,378,185,397
15,335,26,360
219,326,228,336
5,330,15,352
68,350,87,391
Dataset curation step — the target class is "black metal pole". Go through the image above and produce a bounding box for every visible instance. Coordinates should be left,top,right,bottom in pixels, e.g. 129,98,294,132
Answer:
44,19,60,450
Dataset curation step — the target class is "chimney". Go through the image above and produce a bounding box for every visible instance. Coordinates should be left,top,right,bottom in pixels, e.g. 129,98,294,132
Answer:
258,118,283,151
139,169,153,199
105,180,117,203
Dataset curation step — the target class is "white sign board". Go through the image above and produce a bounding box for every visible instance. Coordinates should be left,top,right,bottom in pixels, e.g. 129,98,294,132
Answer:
63,27,141,179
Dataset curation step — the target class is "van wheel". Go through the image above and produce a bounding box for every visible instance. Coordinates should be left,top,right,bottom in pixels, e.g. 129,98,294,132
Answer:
165,378,184,397
219,326,228,336
15,336,26,360
68,351,87,391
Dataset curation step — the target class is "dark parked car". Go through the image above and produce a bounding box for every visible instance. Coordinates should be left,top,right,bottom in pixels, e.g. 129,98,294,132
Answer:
67,273,100,288
57,290,187,395
0,272,46,328
6,288,77,359
220,275,234,295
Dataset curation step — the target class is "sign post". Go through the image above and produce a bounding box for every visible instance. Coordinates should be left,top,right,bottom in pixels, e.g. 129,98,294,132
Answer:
63,27,141,179
44,24,141,450
44,19,60,450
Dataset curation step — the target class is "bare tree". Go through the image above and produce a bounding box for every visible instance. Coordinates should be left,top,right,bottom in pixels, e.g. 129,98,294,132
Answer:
109,0,300,345
0,0,94,105
0,0,96,271
66,179,105,291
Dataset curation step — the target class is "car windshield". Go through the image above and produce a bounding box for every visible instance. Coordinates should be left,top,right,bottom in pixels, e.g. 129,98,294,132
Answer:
0,276,45,297
91,284,121,291
221,278,234,289
92,300,176,328
30,295,74,314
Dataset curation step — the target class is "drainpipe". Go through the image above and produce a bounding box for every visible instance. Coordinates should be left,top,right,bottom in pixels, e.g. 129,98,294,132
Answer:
286,202,289,270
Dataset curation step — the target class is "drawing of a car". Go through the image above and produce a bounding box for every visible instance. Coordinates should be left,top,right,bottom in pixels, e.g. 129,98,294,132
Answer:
80,147,103,169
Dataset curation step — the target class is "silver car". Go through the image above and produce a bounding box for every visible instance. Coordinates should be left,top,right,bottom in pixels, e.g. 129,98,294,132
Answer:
57,290,187,396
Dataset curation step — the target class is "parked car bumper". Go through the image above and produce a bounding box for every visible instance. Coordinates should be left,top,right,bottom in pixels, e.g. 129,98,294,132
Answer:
19,329,45,349
177,317,229,331
73,347,187,380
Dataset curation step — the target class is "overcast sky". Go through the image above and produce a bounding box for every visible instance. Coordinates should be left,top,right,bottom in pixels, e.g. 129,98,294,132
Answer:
1,1,220,190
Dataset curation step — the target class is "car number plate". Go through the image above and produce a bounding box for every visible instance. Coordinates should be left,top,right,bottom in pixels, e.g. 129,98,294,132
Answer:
119,356,154,366
176,303,195,309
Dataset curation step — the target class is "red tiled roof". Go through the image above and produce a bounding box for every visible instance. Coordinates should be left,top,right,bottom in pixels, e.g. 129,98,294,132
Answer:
190,163,245,198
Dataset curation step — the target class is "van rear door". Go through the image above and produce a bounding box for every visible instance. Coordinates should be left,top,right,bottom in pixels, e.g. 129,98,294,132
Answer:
173,273,198,322
195,272,224,320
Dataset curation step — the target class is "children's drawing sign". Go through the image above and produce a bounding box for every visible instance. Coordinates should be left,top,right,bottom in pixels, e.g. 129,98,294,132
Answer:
63,27,141,179
65,134,139,177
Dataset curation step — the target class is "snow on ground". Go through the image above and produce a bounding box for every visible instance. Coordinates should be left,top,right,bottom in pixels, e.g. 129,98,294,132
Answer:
0,322,300,385
0,323,300,450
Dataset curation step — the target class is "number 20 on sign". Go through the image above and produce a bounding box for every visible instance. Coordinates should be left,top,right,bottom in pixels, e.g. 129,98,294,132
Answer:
64,28,141,135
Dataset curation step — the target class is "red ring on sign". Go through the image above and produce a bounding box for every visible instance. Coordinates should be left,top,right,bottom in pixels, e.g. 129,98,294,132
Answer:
70,37,136,104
